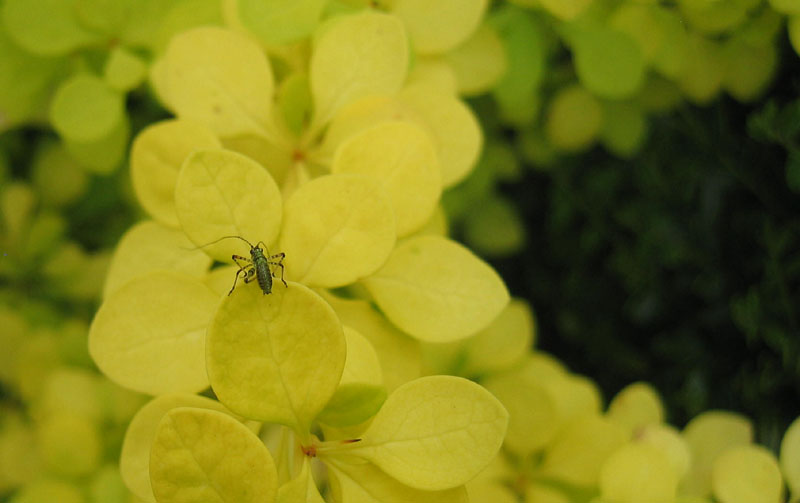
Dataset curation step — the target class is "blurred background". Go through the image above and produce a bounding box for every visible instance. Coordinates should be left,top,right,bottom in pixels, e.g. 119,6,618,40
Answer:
1,0,800,500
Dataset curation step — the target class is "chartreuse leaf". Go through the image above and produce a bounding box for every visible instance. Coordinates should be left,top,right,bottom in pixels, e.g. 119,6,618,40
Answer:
277,457,324,503
637,424,692,481
103,220,212,297
362,235,509,342
50,73,125,143
309,11,408,127
540,414,628,487
681,411,753,497
63,113,130,175
348,375,508,491
332,121,442,236
150,408,278,503
461,298,534,376
327,458,468,503
444,23,507,96
104,46,148,92
600,443,679,503
207,283,345,433
120,394,241,502
155,27,275,138
235,0,327,45
131,120,221,228
37,413,101,477
399,85,482,187
1,0,98,56
782,416,800,500
711,445,784,503
322,293,422,392
391,0,486,54
279,174,396,287
9,479,84,503
483,365,559,455
89,271,218,395
545,84,602,152
316,383,387,428
341,326,383,385
175,149,283,263
607,381,665,436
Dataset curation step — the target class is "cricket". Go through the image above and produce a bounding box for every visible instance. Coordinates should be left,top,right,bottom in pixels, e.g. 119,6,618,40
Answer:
193,235,286,295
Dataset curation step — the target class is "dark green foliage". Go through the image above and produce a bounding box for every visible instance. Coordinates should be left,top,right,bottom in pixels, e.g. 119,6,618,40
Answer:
488,97,800,450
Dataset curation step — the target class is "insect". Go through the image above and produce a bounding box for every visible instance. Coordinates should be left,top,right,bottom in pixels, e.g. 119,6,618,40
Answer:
193,235,287,295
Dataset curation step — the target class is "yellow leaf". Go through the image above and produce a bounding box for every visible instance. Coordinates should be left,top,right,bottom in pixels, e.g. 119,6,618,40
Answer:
540,414,628,487
207,283,345,432
277,458,324,503
461,298,535,376
130,119,221,227
332,121,442,236
681,410,753,497
399,85,482,187
711,445,784,503
362,235,509,342
103,220,212,297
279,174,396,287
637,424,692,481
600,443,679,503
120,394,246,502
175,148,282,263
781,416,800,500
392,0,487,54
326,457,468,503
322,293,422,392
352,375,508,490
444,23,507,96
155,27,275,137
607,381,665,436
341,326,383,386
150,408,278,503
309,11,408,128
89,271,217,394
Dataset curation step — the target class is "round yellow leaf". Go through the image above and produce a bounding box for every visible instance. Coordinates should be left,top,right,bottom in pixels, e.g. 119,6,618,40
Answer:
332,121,442,236
781,416,800,498
310,11,408,126
341,326,383,386
540,414,629,487
444,24,507,96
279,174,396,287
175,148,282,263
130,119,221,227
327,459,468,503
392,0,487,54
362,235,509,342
484,368,559,455
120,394,241,502
150,408,277,503
711,445,784,503
103,220,212,297
681,410,753,497
607,381,665,436
89,271,218,395
322,293,422,392
399,85,482,187
156,26,275,137
461,298,534,376
207,282,345,430
355,375,508,490
600,443,679,503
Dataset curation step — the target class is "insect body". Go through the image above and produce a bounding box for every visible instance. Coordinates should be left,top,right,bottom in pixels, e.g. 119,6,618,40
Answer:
194,235,286,295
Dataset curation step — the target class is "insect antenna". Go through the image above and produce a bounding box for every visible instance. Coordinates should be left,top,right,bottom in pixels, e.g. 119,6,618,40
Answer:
183,235,255,250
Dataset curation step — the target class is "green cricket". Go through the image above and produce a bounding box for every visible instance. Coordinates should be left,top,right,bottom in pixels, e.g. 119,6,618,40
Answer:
193,235,286,295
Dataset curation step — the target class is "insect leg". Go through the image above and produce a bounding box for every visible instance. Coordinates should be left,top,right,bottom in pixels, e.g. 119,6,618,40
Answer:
268,252,287,287
228,255,254,295
242,266,257,283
